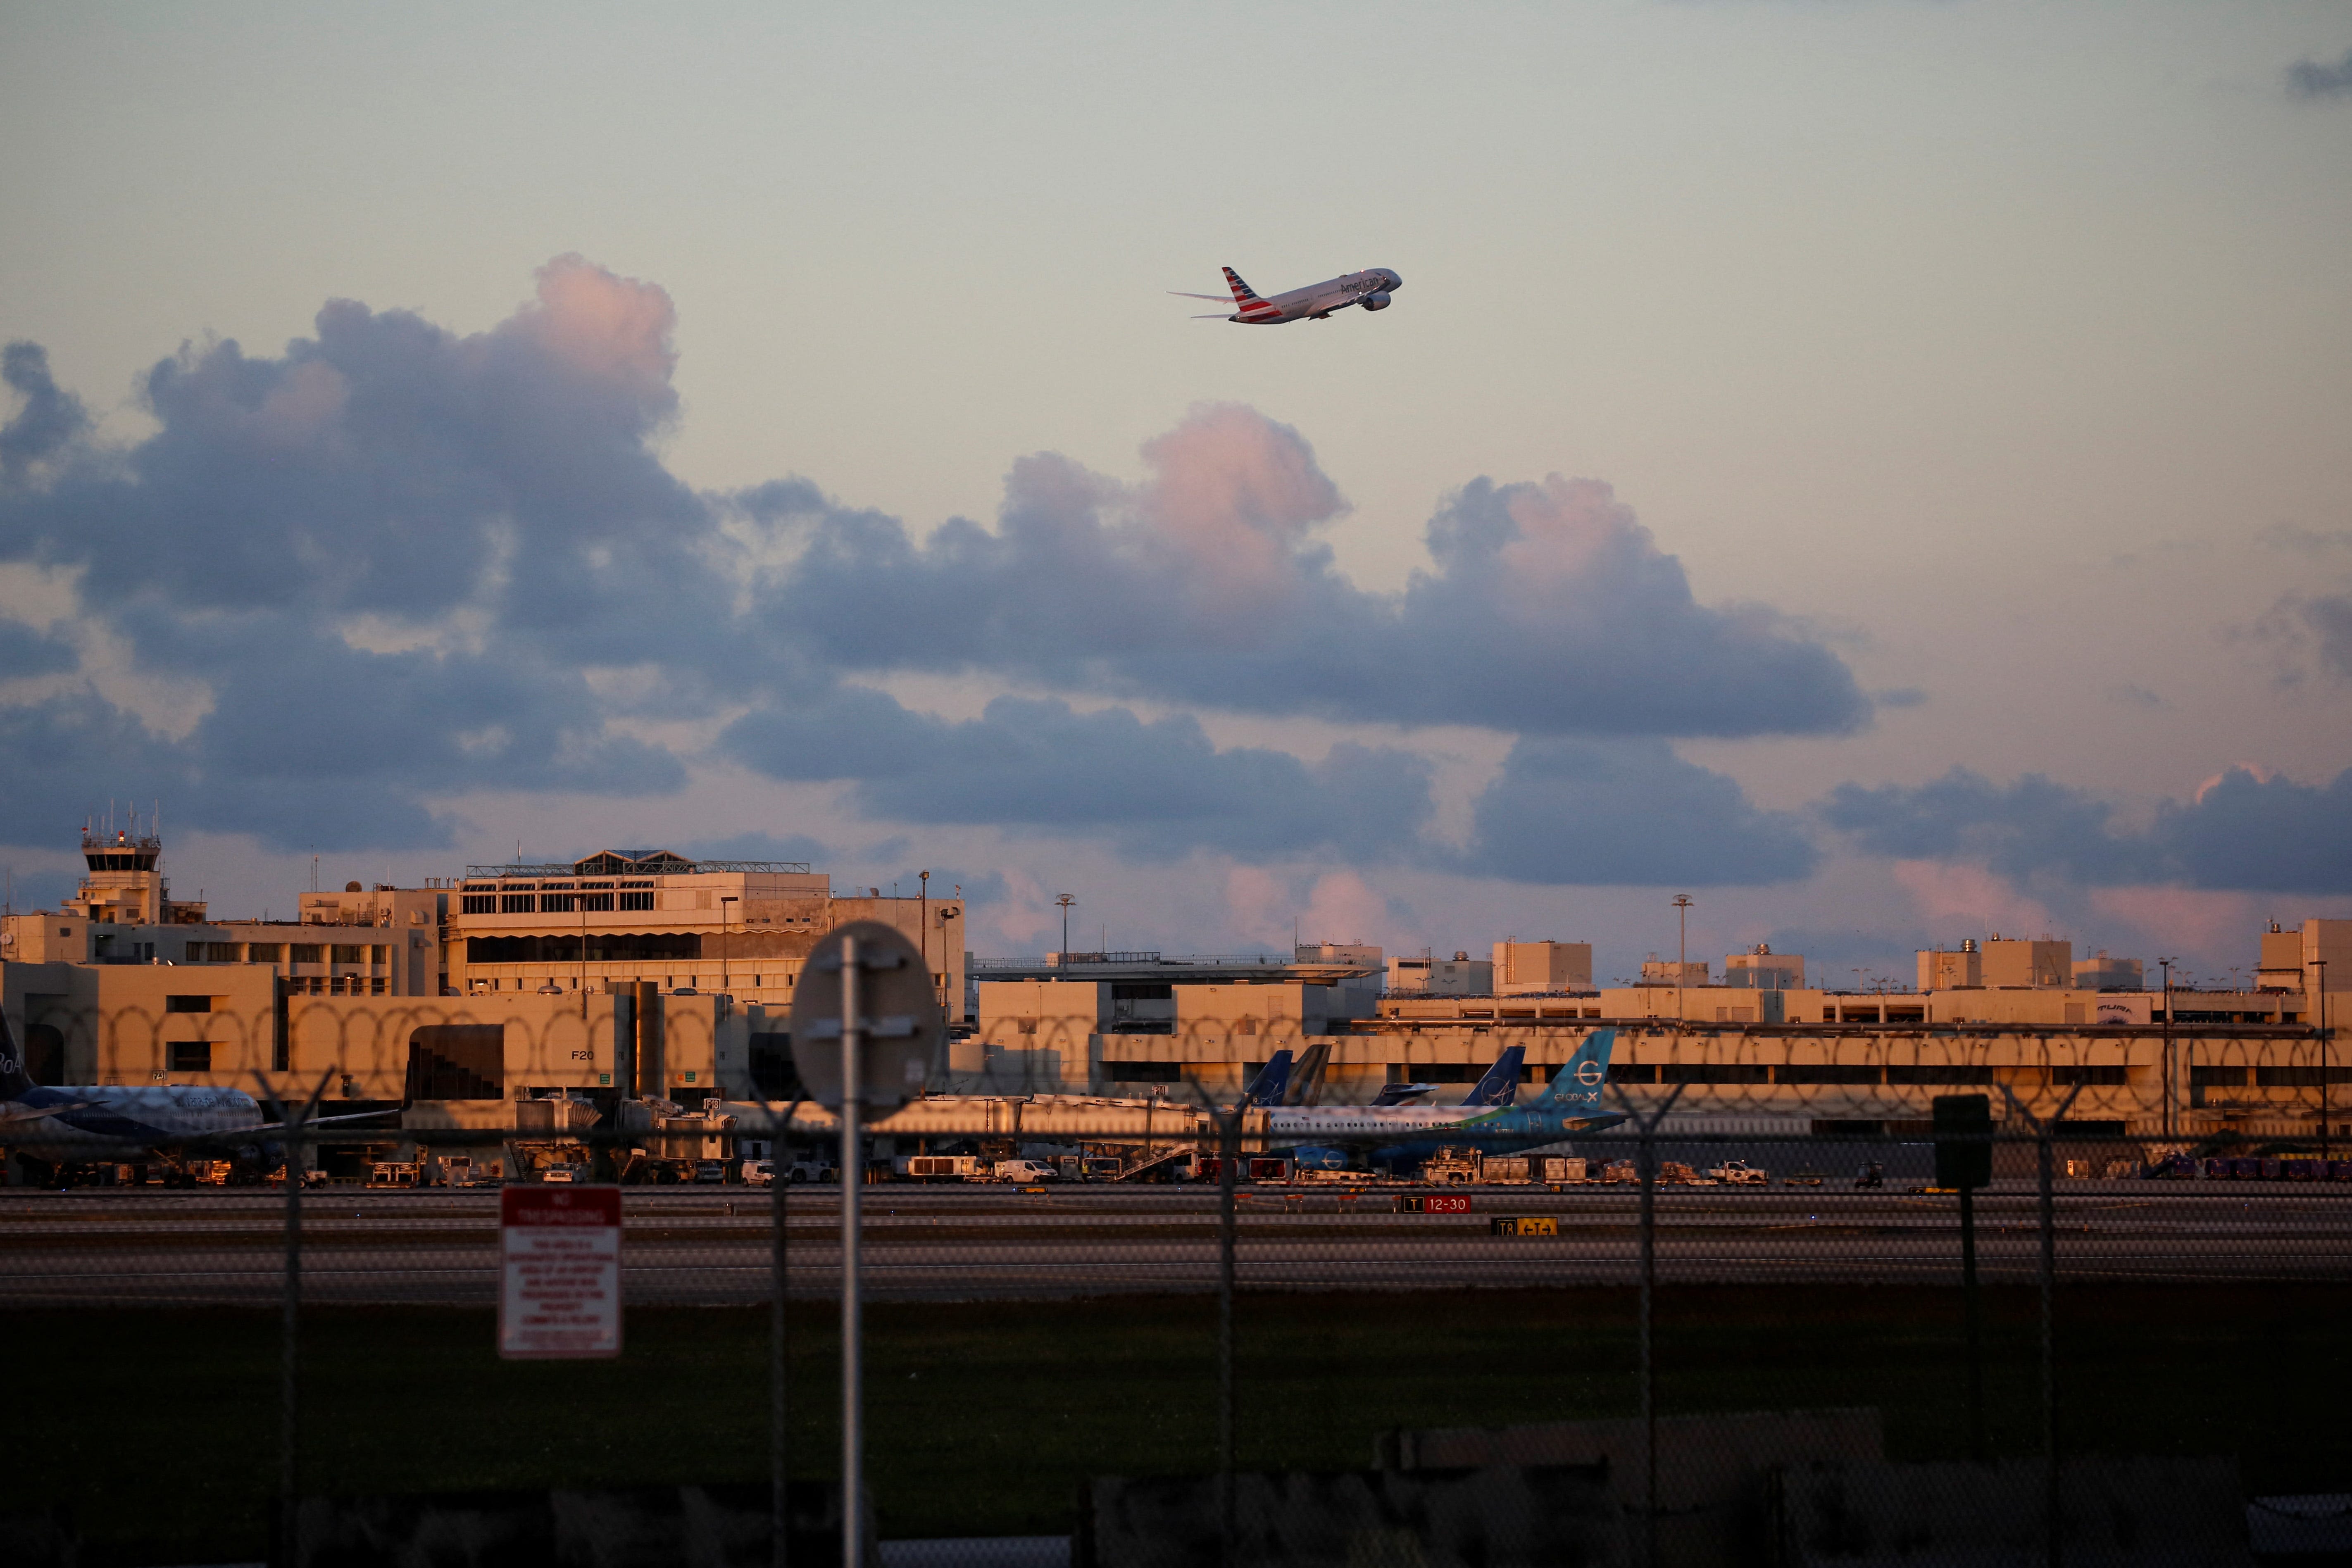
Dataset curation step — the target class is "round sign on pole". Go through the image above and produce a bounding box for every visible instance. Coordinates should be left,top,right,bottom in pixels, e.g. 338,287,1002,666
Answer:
789,920,945,1110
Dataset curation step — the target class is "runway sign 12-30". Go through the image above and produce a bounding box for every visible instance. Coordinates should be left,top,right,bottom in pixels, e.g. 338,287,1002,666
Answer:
499,1185,623,1359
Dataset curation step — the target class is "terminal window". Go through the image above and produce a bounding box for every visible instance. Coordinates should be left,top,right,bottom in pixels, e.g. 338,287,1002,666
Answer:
164,994,213,1014
462,895,496,914
167,1040,212,1071
619,891,654,911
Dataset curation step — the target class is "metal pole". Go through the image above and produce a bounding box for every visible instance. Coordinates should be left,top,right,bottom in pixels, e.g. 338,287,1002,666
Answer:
2159,959,2174,1142
772,1109,790,1568
1218,1108,1239,1567
839,936,863,1568
2039,1123,2059,1568
2317,961,2330,1161
1961,1183,1984,1462
280,1118,302,1568
1639,1113,1658,1568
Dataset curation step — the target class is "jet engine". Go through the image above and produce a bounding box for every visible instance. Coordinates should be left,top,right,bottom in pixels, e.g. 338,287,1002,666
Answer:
1360,292,1392,311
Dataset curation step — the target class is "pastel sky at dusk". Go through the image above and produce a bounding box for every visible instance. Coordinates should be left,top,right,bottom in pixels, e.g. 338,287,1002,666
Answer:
3,1,2349,985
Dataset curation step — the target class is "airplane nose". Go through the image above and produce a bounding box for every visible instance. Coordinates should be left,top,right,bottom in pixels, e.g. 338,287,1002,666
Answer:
1385,271,1403,290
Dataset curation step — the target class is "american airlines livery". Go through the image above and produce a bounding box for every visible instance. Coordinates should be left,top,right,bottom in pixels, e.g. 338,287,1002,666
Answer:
1271,1029,1626,1177
1173,266,1403,324
0,1013,383,1173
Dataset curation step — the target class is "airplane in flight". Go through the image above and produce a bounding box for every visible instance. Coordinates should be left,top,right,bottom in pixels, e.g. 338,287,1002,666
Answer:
0,1015,387,1180
1271,1030,1626,1177
1174,266,1403,324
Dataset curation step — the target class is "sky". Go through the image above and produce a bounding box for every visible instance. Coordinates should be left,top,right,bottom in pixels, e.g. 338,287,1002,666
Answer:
2,1,2349,988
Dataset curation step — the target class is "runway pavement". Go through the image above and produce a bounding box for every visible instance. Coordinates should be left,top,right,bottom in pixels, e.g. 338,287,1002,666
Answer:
2,1179,2346,1306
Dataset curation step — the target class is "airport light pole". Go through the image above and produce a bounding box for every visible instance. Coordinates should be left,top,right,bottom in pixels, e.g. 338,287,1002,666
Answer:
1671,895,1693,1025
1055,894,1076,968
918,870,929,1001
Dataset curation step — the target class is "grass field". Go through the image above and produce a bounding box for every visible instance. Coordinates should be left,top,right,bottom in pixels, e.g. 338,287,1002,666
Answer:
11,1283,2347,1564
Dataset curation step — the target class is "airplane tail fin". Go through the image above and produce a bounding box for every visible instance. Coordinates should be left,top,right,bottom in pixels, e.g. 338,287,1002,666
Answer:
1239,1049,1293,1109
1284,1040,1333,1106
1372,1082,1436,1107
1533,1029,1617,1109
1221,266,1263,305
1459,1045,1526,1108
0,1013,34,1100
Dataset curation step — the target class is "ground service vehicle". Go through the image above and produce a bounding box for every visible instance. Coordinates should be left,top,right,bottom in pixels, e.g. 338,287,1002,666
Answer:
994,1159,1058,1183
905,1155,983,1182
1707,1160,1769,1185
742,1159,774,1187
693,1159,734,1184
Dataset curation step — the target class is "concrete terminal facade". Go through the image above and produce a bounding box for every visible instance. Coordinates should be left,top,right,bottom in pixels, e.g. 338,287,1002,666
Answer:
447,851,964,1016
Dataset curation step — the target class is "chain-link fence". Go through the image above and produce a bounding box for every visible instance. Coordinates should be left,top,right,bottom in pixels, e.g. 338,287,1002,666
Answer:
4,1092,2348,1568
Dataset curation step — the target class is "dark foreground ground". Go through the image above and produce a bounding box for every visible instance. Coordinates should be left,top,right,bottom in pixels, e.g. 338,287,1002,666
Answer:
10,1283,2346,1564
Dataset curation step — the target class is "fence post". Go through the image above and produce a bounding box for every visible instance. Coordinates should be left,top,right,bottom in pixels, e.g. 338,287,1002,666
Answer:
1218,1108,1239,1568
2038,1122,2059,1568
1961,1183,1985,1462
1637,1114,1657,1568
771,1109,790,1568
839,940,864,1568
261,1071,328,1568
280,1123,301,1568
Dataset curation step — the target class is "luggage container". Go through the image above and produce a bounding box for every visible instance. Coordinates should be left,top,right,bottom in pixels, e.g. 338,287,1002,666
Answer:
1480,1157,1532,1184
903,1155,983,1182
1541,1157,1588,1183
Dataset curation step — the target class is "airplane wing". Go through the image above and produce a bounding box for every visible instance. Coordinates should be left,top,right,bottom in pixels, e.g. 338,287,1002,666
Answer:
1168,291,1234,300
251,1107,402,1134
0,1100,95,1124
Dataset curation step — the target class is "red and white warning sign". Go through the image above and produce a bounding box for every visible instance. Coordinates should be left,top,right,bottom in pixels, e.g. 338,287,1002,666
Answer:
499,1185,623,1359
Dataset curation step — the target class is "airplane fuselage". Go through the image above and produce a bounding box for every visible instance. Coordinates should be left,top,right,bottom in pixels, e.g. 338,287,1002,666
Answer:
1224,268,1403,324
2,1084,266,1158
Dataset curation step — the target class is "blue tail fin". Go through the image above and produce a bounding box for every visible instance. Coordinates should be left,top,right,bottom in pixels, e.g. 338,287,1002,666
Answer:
1459,1046,1526,1107
1534,1029,1616,1108
1239,1049,1293,1109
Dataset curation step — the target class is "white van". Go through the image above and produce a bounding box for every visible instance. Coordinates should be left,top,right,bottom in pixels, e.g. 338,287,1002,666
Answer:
993,1159,1059,1183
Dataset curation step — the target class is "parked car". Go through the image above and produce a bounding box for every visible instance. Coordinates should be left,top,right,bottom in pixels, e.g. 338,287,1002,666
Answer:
1706,1159,1769,1185
540,1163,584,1183
1854,1163,1886,1189
693,1159,735,1184
742,1160,774,1187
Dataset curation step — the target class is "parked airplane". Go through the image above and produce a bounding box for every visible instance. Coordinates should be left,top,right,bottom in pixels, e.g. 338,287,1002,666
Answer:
1273,1031,1625,1176
1237,1049,1295,1109
1173,266,1403,324
1372,1045,1526,1109
0,1015,385,1175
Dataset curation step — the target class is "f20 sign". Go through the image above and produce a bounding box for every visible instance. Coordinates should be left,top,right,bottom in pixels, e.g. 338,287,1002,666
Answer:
499,1185,622,1359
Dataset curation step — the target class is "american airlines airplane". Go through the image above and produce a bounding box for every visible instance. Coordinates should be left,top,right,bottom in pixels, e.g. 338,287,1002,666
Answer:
1174,266,1403,324
0,1014,383,1175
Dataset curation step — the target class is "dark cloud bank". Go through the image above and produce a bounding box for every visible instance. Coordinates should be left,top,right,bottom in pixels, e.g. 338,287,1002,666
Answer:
2,257,2340,894
1824,766,2352,895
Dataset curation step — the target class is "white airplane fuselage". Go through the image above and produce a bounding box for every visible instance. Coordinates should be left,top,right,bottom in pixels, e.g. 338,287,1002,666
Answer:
1216,267,1403,324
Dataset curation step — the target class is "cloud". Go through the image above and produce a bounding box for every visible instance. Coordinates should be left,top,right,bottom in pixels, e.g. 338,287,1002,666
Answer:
1457,738,1819,885
722,688,1436,861
1825,764,2352,894
0,259,1862,869
2286,47,2352,100
762,407,1870,740
0,343,88,482
0,616,78,677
